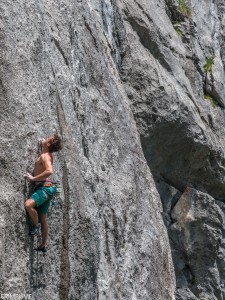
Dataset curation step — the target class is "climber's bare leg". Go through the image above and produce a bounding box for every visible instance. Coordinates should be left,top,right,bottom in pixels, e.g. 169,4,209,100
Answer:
24,199,38,225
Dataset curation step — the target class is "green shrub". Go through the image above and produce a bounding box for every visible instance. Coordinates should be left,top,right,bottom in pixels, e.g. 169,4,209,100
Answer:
204,57,214,73
173,21,183,37
178,0,192,18
204,94,217,108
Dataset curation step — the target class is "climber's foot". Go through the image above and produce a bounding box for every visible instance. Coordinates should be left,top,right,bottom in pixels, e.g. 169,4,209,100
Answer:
34,245,47,253
29,225,40,236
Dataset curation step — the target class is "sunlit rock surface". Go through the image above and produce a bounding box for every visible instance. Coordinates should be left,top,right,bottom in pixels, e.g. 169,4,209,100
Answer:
1,0,225,299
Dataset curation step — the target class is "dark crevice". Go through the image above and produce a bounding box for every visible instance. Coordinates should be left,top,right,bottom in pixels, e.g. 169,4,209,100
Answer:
53,37,69,66
0,78,7,97
83,18,98,49
112,208,125,252
82,136,89,159
105,229,112,264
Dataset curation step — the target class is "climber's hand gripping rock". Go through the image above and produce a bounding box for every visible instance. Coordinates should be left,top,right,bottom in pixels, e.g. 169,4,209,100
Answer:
24,172,34,181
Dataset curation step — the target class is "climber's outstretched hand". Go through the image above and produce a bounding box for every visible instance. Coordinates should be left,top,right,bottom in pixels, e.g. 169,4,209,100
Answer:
24,172,34,181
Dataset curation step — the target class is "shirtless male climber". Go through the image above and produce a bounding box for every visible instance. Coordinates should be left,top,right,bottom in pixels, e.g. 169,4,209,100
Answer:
24,135,63,252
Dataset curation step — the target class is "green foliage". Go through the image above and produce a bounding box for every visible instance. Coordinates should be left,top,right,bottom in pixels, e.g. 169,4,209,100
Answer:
178,0,192,18
204,57,214,73
173,21,183,37
204,94,217,108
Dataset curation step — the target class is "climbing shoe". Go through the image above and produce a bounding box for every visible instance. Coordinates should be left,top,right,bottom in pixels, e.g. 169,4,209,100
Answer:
34,245,47,253
29,225,40,236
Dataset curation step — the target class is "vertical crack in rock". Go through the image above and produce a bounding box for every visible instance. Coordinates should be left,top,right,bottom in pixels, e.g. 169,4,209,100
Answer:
52,37,69,66
54,65,101,298
54,70,72,299
0,78,8,100
83,18,98,49
59,162,71,300
82,135,89,159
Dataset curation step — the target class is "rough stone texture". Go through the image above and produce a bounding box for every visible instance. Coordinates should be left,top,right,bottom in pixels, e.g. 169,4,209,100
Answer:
120,0,225,200
0,0,175,299
171,188,223,300
1,0,225,299
114,0,225,299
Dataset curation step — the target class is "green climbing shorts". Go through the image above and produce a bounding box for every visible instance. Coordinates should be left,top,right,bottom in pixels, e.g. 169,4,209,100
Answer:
30,185,57,214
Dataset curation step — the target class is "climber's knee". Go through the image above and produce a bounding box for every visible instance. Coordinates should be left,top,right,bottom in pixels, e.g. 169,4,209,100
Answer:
24,199,36,210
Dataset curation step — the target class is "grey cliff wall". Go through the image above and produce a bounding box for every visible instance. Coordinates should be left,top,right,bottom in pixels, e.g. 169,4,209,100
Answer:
1,0,225,300
0,0,175,299
117,0,225,299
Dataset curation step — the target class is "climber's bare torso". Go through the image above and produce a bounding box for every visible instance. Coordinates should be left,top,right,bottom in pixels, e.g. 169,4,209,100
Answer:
33,153,53,185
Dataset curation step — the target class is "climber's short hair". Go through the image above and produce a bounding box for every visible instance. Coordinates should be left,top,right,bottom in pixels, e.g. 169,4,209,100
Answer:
48,134,63,153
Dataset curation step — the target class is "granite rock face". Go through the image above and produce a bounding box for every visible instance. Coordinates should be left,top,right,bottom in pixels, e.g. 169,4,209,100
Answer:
115,0,225,299
1,0,225,299
0,0,175,299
